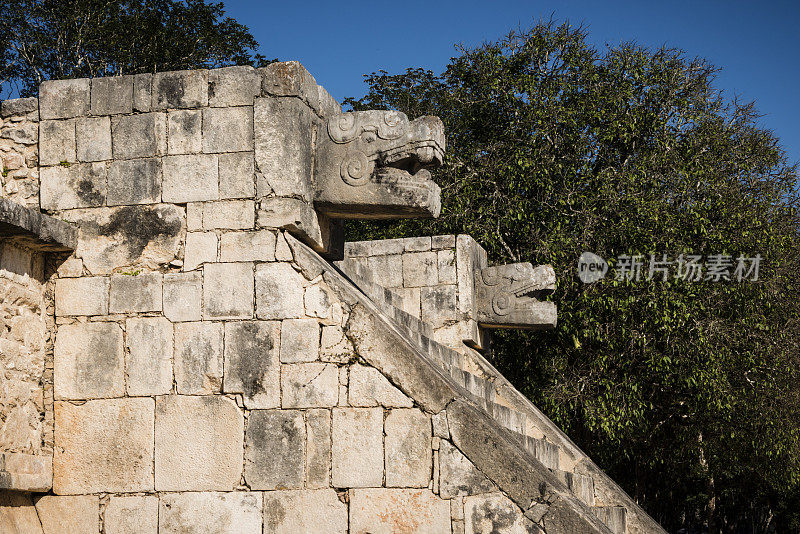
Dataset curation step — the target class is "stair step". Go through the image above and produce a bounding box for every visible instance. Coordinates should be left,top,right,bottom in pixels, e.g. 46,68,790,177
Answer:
525,436,560,471
594,505,627,534
564,471,595,507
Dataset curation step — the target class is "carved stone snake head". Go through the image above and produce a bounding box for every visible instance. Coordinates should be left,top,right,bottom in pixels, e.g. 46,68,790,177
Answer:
474,263,557,329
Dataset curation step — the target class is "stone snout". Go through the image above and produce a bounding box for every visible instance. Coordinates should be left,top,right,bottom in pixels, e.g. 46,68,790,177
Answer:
474,263,557,330
314,111,445,219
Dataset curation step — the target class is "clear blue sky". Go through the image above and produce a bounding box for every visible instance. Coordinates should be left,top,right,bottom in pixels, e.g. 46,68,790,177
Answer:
223,0,800,165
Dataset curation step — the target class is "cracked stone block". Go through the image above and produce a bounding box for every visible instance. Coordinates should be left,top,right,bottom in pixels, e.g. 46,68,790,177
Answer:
35,495,98,534
76,116,112,162
162,153,218,202
133,73,152,112
438,440,497,498
223,320,280,409
209,65,262,107
40,162,106,210
53,398,154,493
305,283,337,319
39,78,89,119
167,109,201,154
348,364,413,408
152,69,208,110
220,230,276,262
155,395,243,491
203,106,254,153
39,119,75,165
320,325,354,363
464,493,537,534
107,158,161,205
104,495,158,534
421,285,457,329
90,75,133,115
402,251,438,288
245,409,305,490
255,262,305,319
331,407,383,488
385,408,432,488
163,271,202,322
109,272,162,313
184,231,217,271
54,322,124,400
218,151,255,199
126,317,172,396
0,493,43,534
54,276,108,316
158,492,261,534
263,489,347,534
203,262,254,319
202,199,255,230
173,321,223,394
281,362,339,408
349,488,450,534
111,112,166,159
279,318,319,363
306,408,331,488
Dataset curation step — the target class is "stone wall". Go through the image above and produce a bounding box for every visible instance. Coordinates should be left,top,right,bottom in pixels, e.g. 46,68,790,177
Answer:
0,98,39,207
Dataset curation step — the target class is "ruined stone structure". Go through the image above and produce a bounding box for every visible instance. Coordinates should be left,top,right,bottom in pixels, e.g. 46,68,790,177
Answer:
0,62,666,533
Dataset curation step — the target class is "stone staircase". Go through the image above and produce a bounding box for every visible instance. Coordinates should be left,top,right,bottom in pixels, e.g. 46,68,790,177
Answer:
334,258,665,534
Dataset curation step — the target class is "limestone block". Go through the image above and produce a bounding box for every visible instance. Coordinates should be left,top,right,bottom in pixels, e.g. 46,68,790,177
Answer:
403,251,438,288
255,262,305,319
305,283,338,320
305,408,331,488
320,325,354,363
90,75,133,115
132,73,152,112
438,249,456,283
53,398,154,493
331,407,383,487
421,285,457,329
183,231,217,270
261,61,320,112
39,78,89,120
263,489,347,534
163,271,202,322
256,197,323,249
203,262,254,319
245,409,304,490
404,236,432,252
385,408,431,487
104,495,158,534
367,254,403,287
158,492,261,534
275,232,293,261
395,287,421,319
173,321,223,394
40,162,106,210
111,113,166,159
76,116,112,162
218,151,255,199
0,492,43,534
432,411,449,438
154,395,243,491
317,84,342,117
203,106,254,153
186,202,203,230
348,364,413,408
125,317,172,396
349,488,450,534
109,272,162,313
456,235,488,318
54,322,124,399
167,109,201,154
162,153,218,202
202,199,255,230
281,362,338,408
152,69,208,110
219,230,276,262
107,157,161,205
35,495,98,534
438,440,497,498
209,65,262,107
223,320,280,409
279,318,319,363
464,493,536,533
1,96,38,118
54,276,108,316
39,119,75,165
432,234,456,249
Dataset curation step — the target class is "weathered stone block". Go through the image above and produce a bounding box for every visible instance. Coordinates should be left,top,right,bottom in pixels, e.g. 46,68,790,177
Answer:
203,262,254,319
109,272,162,313
209,65,261,107
306,408,331,488
133,73,152,112
107,157,161,205
54,398,154,493
395,287,422,318
385,408,431,487
304,283,337,319
173,321,223,394
438,440,496,498
245,409,305,490
464,493,536,533
279,318,319,363
1,96,38,118
125,317,172,396
54,322,124,399
202,199,255,229
111,112,166,159
403,251,438,287
367,254,403,287
161,153,218,202
432,234,456,249
331,407,383,487
152,69,209,110
1,492,44,534
404,236,432,252
90,75,133,115
223,321,280,408
54,276,108,316
348,364,413,408
39,119,76,165
186,202,203,230
40,162,106,210
261,61,320,112
263,489,347,534
35,495,98,534
203,106,254,153
421,285,456,329
438,249,456,283
39,78,89,119
349,488,450,534
159,492,261,534
163,271,202,322
255,262,305,319
167,109,201,154
218,151,255,199
256,197,323,247
104,495,158,534
183,231,217,270
155,395,243,491
432,411,449,438
219,230,276,262
76,116,112,162
281,362,339,408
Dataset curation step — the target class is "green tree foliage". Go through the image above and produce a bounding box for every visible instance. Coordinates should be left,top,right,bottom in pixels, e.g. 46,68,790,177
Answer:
0,0,269,97
345,21,800,532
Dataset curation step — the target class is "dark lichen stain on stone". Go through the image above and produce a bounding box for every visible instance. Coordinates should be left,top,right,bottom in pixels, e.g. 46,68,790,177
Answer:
158,74,187,108
230,323,275,398
263,495,286,529
472,500,519,534
74,177,103,206
97,205,182,258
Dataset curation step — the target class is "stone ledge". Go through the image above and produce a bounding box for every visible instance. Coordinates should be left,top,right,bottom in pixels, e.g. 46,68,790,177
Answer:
0,452,52,492
0,198,77,251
